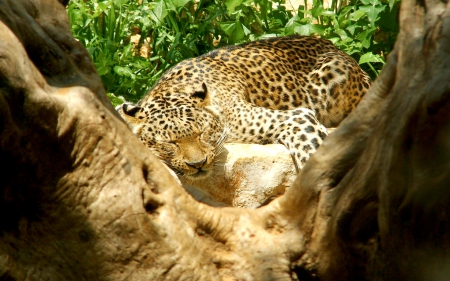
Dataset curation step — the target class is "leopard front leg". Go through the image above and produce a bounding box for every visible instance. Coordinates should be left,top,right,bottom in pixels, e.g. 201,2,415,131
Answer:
275,108,328,171
226,105,328,171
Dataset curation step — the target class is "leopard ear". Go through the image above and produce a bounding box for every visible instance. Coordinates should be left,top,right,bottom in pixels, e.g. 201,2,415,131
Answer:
118,103,142,117
191,83,212,107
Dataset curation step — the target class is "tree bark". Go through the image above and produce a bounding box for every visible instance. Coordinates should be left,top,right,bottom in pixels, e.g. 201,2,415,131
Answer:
1,0,450,280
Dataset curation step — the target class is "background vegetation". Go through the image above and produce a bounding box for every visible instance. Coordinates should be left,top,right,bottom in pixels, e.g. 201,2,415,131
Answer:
67,0,400,106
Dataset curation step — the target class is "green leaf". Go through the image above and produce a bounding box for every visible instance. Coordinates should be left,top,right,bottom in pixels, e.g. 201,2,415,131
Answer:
346,24,356,35
334,29,349,41
148,0,167,25
163,0,190,11
96,66,110,76
294,23,326,36
359,0,372,5
388,0,398,10
113,0,128,6
113,66,136,79
359,52,385,64
169,0,190,9
356,27,376,48
107,93,126,107
219,21,245,42
327,37,340,44
349,9,366,21
338,5,354,23
320,10,335,17
242,23,251,36
295,7,306,19
107,3,116,41
311,3,324,18
97,2,109,14
366,5,386,26
284,15,313,35
225,0,243,14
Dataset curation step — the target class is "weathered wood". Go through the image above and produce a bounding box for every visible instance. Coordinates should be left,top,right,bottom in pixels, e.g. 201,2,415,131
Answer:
0,0,449,280
280,0,450,278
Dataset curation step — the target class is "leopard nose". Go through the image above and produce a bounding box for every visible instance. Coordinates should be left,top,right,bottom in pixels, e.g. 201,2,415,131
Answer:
186,158,207,169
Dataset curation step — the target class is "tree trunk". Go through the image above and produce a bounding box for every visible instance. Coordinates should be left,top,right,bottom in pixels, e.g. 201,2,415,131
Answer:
1,0,450,280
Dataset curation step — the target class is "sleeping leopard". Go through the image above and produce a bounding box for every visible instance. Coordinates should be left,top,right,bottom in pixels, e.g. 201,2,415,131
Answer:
117,36,371,179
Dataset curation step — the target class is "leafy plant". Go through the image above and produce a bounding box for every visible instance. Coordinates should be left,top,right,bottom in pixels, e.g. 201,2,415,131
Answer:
67,0,400,106
68,0,155,103
283,0,400,78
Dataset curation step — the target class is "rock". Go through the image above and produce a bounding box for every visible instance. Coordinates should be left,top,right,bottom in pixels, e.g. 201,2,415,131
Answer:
180,143,297,208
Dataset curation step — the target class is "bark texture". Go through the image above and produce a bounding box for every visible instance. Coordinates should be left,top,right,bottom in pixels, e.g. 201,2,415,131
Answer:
1,0,450,280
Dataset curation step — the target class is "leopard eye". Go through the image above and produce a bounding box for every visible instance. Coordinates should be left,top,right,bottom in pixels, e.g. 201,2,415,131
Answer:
199,131,208,140
152,138,173,146
165,141,179,149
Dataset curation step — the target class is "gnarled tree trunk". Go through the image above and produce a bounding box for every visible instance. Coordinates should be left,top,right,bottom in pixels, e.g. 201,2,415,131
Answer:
1,0,449,280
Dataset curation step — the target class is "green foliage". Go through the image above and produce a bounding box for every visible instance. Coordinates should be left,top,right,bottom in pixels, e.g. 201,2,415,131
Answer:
68,0,154,103
67,0,400,106
283,0,400,77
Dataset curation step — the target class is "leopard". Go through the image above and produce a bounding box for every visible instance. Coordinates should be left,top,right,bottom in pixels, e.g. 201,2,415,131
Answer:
117,36,371,180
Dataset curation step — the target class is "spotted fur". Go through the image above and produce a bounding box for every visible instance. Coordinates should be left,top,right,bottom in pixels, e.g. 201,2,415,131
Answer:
117,36,371,179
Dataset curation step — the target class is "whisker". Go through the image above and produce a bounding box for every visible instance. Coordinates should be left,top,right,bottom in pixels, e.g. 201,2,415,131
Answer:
207,173,215,182
214,126,229,156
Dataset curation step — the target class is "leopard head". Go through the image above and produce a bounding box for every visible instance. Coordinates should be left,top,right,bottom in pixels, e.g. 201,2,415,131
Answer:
117,83,227,180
